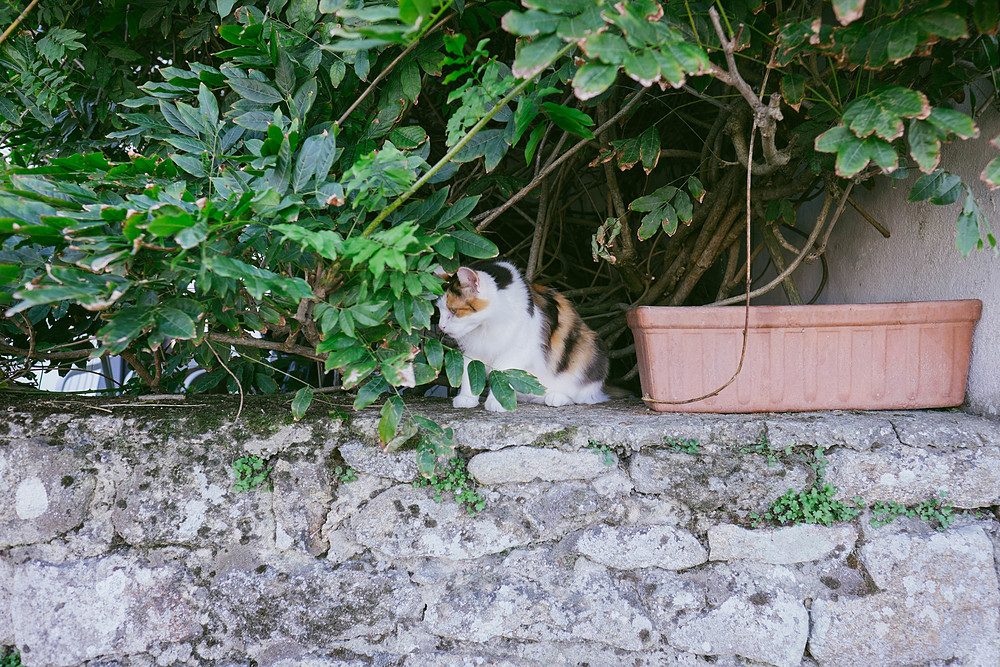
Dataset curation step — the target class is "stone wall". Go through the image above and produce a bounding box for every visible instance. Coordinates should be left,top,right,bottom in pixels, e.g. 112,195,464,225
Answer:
2,397,1000,666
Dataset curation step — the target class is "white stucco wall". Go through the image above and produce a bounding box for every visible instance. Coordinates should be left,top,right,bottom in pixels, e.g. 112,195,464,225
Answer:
816,111,1000,416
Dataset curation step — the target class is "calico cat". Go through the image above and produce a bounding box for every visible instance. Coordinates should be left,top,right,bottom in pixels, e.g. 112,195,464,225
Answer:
435,260,609,412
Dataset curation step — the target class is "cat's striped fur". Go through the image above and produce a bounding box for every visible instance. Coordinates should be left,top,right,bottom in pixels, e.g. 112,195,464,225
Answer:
436,260,609,412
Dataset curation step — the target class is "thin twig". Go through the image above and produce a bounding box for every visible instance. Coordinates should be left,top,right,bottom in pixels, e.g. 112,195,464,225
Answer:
0,0,40,46
207,332,326,362
335,39,422,127
208,341,244,421
848,196,891,238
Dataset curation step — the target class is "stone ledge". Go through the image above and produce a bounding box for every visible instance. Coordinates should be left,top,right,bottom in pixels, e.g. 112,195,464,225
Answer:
1,397,998,667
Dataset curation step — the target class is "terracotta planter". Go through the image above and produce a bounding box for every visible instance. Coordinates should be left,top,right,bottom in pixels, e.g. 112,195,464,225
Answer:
626,300,982,413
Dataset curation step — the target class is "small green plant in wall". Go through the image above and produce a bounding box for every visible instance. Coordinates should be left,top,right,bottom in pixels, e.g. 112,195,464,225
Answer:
750,446,862,527
1,648,21,667
413,456,486,516
232,454,272,492
870,492,956,531
738,433,791,467
586,439,617,466
755,484,864,527
666,437,699,455
332,465,358,484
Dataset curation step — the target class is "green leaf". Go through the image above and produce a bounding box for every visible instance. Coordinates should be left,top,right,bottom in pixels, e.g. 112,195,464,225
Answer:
488,370,517,410
815,126,870,178
451,231,499,259
445,349,464,387
227,77,283,105
956,190,982,255
99,308,154,354
581,32,628,66
170,154,206,178
512,34,563,80
556,4,605,40
293,133,323,192
525,124,546,166
292,386,314,420
638,126,660,174
914,12,967,40
973,0,1000,34
908,170,963,205
354,375,388,410
571,62,618,101
637,206,663,240
876,87,931,120
832,0,865,25
884,20,918,63
424,338,444,369
329,60,347,87
842,96,902,141
781,73,806,111
623,49,660,87
522,0,591,13
389,126,427,150
674,191,693,223
500,368,546,395
629,185,676,212
438,195,481,227
908,119,942,173
157,306,197,339
687,175,705,203
468,360,486,396
982,156,1000,189
148,204,196,236
542,102,595,140
927,108,978,140
217,0,237,17
502,10,562,36
864,137,898,173
379,395,404,444
342,357,377,389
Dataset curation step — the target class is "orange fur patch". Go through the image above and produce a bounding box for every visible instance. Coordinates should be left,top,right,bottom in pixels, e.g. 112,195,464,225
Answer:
445,291,489,317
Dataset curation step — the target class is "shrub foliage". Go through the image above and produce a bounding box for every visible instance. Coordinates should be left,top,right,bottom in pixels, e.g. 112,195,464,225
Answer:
1,1,998,468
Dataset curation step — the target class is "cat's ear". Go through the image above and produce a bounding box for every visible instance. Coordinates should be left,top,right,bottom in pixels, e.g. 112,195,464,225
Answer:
456,266,480,292
433,265,451,280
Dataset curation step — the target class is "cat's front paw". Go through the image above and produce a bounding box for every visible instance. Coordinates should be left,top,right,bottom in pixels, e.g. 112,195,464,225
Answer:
484,394,508,413
453,394,480,409
544,392,573,407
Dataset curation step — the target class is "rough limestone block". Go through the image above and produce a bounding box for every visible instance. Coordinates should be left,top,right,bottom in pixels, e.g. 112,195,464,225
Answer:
809,526,1000,665
0,438,97,547
467,446,615,485
886,410,1000,449
708,524,858,564
270,456,333,556
424,548,659,652
339,439,417,482
514,553,659,651
352,484,533,559
669,590,809,667
210,561,423,662
630,449,809,511
111,449,260,548
824,446,1000,507
0,558,12,645
574,523,707,570
11,555,201,667
764,413,899,452
493,479,629,541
